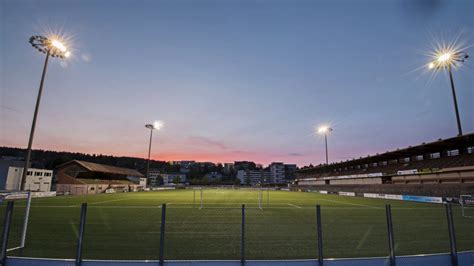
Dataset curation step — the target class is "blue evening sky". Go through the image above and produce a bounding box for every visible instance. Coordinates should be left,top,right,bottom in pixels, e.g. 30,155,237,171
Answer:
1,0,473,166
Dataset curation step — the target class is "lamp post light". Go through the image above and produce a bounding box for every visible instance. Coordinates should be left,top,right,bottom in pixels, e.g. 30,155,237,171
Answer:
145,121,163,183
20,35,71,191
428,50,469,136
317,126,333,165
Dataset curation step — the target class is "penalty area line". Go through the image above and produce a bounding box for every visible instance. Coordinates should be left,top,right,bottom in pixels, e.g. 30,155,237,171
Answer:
88,198,130,205
318,198,382,209
287,203,302,209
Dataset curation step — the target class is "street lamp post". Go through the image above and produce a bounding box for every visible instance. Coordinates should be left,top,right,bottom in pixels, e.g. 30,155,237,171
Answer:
20,36,71,191
317,126,333,165
145,121,163,184
428,51,469,136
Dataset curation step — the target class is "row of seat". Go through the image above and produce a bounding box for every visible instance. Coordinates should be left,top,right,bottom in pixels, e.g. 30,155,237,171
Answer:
302,153,474,179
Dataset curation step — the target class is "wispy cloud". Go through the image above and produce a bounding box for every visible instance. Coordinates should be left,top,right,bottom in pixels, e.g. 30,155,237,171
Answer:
188,136,228,150
0,105,22,113
288,152,304,156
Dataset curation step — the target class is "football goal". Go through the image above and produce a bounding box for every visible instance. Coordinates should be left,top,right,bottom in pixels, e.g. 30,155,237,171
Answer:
192,187,269,209
460,195,474,218
0,191,32,252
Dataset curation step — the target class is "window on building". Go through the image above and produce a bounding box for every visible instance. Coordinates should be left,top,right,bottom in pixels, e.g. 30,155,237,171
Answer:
447,150,459,156
34,172,43,176
416,155,423,161
27,171,33,175
430,152,440,159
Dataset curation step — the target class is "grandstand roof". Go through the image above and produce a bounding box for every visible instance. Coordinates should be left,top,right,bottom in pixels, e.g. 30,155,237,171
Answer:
56,160,144,177
76,178,136,185
299,133,474,173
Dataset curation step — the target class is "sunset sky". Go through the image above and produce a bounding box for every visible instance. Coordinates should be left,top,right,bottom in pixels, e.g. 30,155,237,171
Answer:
1,0,473,166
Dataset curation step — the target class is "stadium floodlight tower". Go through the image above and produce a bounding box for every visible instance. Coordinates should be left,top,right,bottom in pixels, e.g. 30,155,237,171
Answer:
318,126,333,165
145,121,163,183
20,35,71,191
428,50,469,136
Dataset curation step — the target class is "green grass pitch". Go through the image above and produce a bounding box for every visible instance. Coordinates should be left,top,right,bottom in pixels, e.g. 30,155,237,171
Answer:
2,189,473,260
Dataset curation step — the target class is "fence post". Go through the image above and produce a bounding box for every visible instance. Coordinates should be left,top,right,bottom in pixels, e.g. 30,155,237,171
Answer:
385,204,396,266
75,203,87,266
446,204,458,266
316,205,324,266
241,204,245,266
20,192,32,249
0,201,14,265
159,203,167,266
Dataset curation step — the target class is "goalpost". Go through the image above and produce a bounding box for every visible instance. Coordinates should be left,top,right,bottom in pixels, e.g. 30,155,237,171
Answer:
257,188,270,210
460,195,474,218
193,187,203,209
0,191,32,252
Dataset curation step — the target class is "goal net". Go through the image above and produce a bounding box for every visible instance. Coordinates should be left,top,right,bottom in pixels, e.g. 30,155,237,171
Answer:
192,187,269,210
460,195,474,218
0,191,32,252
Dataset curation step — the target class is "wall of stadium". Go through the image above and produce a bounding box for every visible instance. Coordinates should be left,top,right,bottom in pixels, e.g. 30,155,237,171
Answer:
298,166,474,186
392,166,474,184
329,177,383,185
294,183,474,197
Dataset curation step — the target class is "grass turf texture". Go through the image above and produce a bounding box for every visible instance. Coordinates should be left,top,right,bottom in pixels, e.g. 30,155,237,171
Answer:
1,189,473,260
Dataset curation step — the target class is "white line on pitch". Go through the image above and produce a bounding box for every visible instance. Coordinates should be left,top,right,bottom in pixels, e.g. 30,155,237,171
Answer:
318,199,382,209
88,198,130,205
287,203,302,209
356,225,373,250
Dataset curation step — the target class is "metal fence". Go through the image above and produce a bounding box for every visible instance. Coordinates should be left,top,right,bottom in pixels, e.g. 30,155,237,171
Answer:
1,201,473,266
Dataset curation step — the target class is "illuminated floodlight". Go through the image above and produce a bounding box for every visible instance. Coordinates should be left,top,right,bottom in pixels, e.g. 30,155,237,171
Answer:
146,121,163,130
29,35,71,58
145,120,163,184
315,125,333,165
317,126,333,134
426,46,469,136
437,52,451,63
51,39,67,52
427,49,468,70
20,33,73,191
153,120,163,130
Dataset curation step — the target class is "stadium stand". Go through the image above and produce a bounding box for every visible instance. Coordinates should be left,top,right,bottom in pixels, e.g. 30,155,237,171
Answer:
55,160,146,195
296,134,474,196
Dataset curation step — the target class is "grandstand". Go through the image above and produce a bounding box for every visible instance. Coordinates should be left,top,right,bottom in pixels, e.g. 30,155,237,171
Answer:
55,160,146,195
296,134,474,196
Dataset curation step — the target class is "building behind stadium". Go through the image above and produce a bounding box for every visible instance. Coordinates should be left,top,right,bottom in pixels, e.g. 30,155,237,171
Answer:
0,158,52,192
